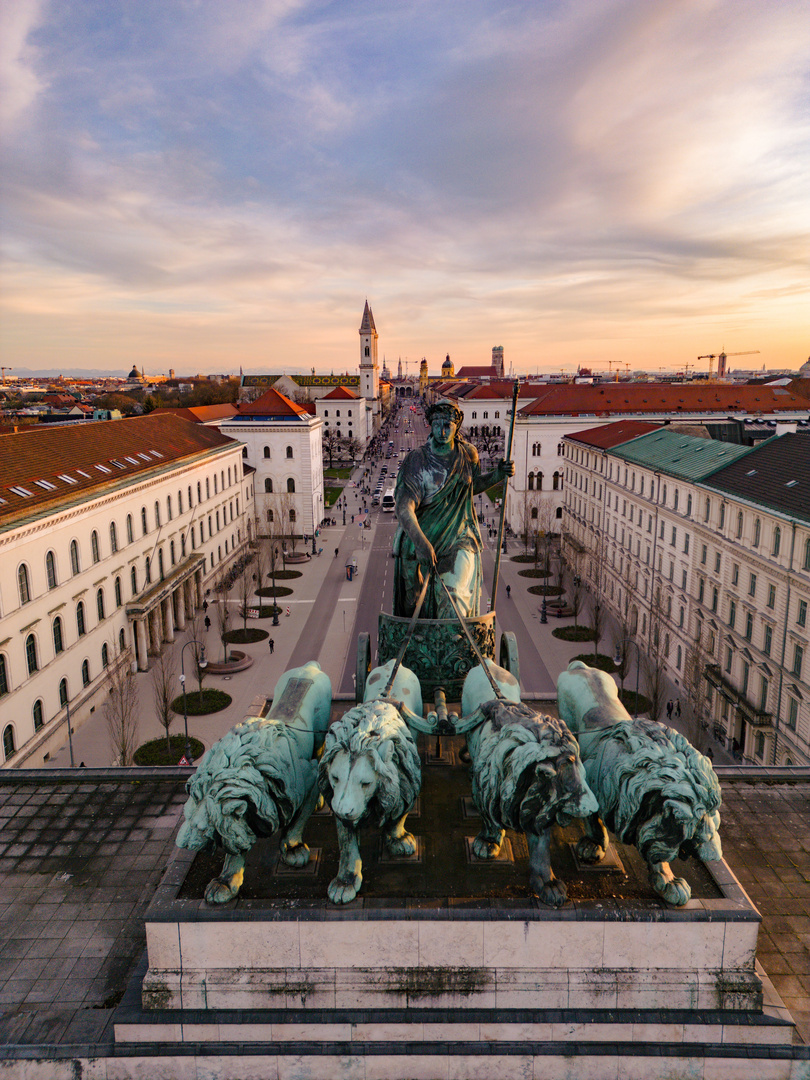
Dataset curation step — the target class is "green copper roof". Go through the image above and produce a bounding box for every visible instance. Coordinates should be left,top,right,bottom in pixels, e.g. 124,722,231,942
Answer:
608,429,755,480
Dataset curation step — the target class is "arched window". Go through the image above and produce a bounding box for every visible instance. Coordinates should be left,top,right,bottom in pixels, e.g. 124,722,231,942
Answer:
181,535,186,557
76,601,86,636
265,478,273,493
141,507,148,535
59,678,68,707
286,446,293,459
206,477,210,499
188,484,193,507
287,478,295,493
119,628,126,652
126,514,134,543
81,659,90,687
267,509,274,522
46,551,58,589
96,588,105,621
70,539,81,575
0,655,8,696
221,470,225,490
737,512,743,539
145,556,151,584
263,446,270,458
53,616,64,655
110,521,118,553
167,495,172,521
154,501,161,527
531,506,538,520
719,504,725,529
242,446,247,458
101,642,109,668
773,527,781,557
3,724,15,759
18,564,31,605
214,475,218,495
178,490,183,514
805,538,810,570
228,467,231,486
555,506,562,519
686,495,692,517
158,549,165,580
25,633,38,675
170,540,175,565
528,472,535,491
197,481,202,503
114,576,122,607
131,566,138,595
289,508,296,522
753,518,760,547
553,471,561,491
91,530,100,563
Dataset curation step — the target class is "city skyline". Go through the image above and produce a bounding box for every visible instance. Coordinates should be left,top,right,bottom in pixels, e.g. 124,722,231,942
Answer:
1,1,809,376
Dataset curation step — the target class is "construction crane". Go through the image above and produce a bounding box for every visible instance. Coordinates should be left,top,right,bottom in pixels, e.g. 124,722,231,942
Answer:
585,360,622,381
698,350,759,379
0,366,12,385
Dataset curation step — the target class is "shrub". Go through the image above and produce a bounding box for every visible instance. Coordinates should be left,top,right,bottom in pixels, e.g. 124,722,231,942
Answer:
527,584,565,596
273,570,302,580
511,554,536,563
552,626,597,642
171,689,232,716
223,628,269,644
134,734,205,766
518,568,552,578
571,652,617,673
256,585,293,597
619,689,653,715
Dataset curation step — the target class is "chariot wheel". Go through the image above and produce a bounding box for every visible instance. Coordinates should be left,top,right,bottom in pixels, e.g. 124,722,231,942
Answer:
499,631,519,683
356,632,371,703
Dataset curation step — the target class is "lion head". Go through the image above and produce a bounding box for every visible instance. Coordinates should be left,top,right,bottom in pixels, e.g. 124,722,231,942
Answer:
318,700,421,827
472,700,598,835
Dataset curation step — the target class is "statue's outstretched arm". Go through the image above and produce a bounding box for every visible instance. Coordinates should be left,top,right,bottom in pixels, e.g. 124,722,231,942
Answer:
396,493,436,569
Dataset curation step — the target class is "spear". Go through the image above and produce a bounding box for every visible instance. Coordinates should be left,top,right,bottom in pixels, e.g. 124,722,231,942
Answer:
490,379,520,609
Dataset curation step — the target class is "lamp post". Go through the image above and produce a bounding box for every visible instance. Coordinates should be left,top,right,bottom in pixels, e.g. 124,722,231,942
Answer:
614,639,641,720
269,546,279,627
179,639,207,763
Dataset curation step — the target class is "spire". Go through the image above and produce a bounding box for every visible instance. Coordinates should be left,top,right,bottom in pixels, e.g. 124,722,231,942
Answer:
359,299,376,334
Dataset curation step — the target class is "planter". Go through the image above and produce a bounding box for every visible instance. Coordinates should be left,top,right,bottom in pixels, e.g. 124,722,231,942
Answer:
205,649,255,674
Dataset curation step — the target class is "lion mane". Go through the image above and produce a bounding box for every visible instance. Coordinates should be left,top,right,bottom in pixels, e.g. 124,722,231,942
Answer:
587,717,722,863
318,701,421,826
471,699,591,832
177,718,317,856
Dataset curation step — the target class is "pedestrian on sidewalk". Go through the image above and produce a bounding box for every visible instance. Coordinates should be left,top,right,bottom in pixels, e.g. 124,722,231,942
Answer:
204,615,211,632
675,699,681,717
506,584,511,599
335,547,339,558
268,638,275,654
666,700,673,719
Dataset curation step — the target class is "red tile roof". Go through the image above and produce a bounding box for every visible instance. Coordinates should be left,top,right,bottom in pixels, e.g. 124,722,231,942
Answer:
321,386,361,400
565,420,662,449
519,383,810,417
237,387,310,418
0,414,240,528
153,404,238,423
455,365,499,378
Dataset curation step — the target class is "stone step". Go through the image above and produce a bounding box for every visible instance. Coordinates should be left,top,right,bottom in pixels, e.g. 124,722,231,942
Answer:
114,1006,797,1047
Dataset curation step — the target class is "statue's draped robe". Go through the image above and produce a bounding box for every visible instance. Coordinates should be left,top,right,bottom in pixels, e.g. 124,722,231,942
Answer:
393,439,483,619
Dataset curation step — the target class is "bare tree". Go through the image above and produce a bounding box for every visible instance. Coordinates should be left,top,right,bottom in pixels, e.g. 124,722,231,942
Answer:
611,558,637,696
682,621,711,753
517,489,536,556
275,492,299,553
151,644,177,752
323,429,343,468
587,532,609,656
535,496,555,575
214,590,231,663
565,544,584,629
104,641,140,765
344,435,363,463
185,607,208,697
641,585,668,722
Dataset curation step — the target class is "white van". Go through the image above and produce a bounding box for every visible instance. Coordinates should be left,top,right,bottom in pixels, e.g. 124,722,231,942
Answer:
381,488,396,512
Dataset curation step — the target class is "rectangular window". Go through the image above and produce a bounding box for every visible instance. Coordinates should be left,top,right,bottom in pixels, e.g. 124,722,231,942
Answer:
767,584,776,609
763,625,772,656
749,573,757,598
660,521,664,540
732,563,739,586
701,544,707,565
745,612,753,641
683,535,690,555
728,600,736,629
671,526,676,547
698,578,705,603
724,646,733,674
787,697,798,731
759,676,769,712
682,569,687,590
711,587,718,612
798,600,808,628
792,645,804,677
715,552,721,573
741,661,749,696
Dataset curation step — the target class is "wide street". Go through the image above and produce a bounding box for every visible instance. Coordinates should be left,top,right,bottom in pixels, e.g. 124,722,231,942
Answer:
46,402,730,768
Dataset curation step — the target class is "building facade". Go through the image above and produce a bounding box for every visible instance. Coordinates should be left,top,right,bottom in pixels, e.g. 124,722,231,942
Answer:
0,414,253,767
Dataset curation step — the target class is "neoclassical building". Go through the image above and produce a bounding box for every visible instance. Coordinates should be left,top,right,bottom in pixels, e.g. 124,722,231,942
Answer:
0,414,253,767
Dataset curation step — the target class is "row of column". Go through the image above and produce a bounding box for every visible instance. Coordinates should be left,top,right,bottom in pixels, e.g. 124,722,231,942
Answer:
132,570,204,672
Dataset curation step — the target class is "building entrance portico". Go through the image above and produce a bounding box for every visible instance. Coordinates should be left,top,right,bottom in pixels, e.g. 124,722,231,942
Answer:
126,555,205,671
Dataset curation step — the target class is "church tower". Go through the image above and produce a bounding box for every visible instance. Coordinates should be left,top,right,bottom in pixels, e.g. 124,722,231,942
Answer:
419,357,428,395
359,300,379,403
492,346,504,378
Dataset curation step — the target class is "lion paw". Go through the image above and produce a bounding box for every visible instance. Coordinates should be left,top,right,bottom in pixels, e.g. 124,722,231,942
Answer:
204,877,240,905
328,873,362,905
533,877,568,908
651,870,691,906
576,837,606,864
472,833,503,860
385,832,417,857
280,841,311,868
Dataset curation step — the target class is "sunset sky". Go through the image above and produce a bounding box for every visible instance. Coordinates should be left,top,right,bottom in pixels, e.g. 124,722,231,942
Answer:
1,1,809,377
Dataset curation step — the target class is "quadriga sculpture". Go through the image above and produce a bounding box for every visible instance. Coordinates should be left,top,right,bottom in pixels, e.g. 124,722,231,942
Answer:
461,661,598,907
557,660,722,906
318,659,422,904
176,660,331,904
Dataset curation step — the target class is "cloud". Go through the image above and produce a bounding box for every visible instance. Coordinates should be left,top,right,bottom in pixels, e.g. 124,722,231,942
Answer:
0,0,48,128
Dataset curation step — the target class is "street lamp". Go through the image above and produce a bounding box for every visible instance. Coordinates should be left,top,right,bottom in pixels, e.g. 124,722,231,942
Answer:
613,639,641,720
269,546,280,627
179,639,207,763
